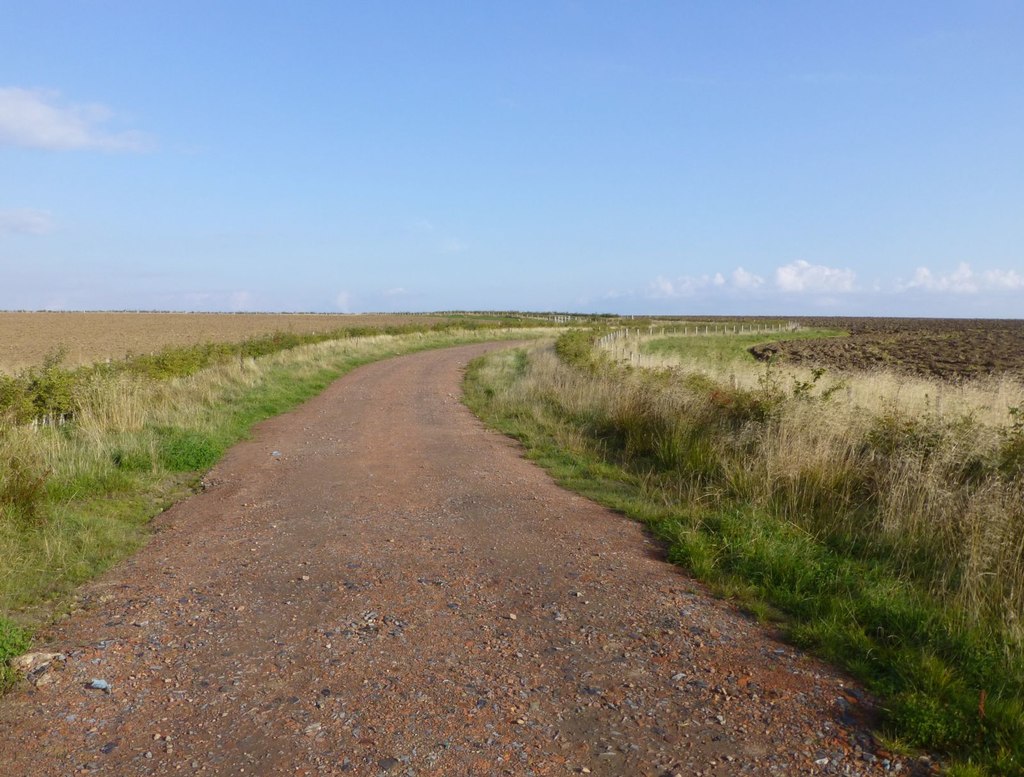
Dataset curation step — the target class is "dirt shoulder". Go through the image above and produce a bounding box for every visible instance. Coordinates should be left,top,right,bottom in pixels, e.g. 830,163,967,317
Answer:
0,343,912,775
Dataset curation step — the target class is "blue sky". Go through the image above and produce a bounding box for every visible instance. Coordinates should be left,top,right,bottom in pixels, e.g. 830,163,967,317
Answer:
1,2,1022,316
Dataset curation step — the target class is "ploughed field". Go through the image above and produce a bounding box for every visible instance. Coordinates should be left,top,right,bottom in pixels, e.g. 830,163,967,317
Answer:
749,317,1024,380
0,311,465,372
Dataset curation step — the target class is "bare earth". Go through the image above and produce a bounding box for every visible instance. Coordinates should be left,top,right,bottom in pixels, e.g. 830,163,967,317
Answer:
0,311,449,372
0,344,909,776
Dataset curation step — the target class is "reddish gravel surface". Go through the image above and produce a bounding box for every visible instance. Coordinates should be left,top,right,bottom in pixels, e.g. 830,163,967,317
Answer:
0,344,921,776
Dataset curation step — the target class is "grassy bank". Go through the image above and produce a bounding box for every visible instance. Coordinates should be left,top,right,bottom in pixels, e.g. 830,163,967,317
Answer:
0,327,544,688
464,332,1024,776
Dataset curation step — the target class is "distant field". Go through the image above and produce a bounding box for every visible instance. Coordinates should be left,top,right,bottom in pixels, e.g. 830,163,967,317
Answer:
750,317,1024,379
641,326,845,364
0,312,462,372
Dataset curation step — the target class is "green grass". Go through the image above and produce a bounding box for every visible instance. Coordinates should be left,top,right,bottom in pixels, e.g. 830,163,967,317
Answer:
641,326,845,364
464,343,1024,776
0,616,29,689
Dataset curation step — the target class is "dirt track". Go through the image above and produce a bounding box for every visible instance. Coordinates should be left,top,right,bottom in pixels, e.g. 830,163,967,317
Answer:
0,343,909,776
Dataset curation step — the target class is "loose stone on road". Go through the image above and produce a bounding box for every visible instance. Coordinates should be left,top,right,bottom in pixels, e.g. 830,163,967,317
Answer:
0,343,912,775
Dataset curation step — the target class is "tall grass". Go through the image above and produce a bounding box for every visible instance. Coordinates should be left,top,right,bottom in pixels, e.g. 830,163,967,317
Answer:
0,327,546,687
465,332,1024,775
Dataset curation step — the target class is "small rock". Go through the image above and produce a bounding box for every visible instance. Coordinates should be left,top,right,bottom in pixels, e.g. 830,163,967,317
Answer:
12,652,65,674
88,679,111,693
508,613,517,621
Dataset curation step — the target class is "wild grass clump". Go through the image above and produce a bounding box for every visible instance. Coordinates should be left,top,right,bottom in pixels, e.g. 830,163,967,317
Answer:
465,333,1024,774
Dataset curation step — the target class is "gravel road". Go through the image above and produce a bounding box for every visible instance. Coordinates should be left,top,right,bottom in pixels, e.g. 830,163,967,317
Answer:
0,343,920,776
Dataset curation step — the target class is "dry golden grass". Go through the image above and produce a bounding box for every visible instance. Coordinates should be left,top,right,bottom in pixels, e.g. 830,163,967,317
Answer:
497,340,1024,638
602,330,1024,428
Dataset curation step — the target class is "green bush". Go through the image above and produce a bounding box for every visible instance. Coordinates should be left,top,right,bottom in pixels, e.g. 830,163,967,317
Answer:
0,374,33,425
555,329,599,368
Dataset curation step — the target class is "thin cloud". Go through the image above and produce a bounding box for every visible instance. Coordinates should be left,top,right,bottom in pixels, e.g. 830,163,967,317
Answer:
731,266,765,290
649,272,726,298
0,208,53,235
775,260,856,293
0,87,151,151
901,262,1024,294
649,262,854,300
984,268,1024,291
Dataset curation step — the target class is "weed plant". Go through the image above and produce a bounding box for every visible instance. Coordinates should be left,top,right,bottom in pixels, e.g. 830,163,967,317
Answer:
465,332,1024,775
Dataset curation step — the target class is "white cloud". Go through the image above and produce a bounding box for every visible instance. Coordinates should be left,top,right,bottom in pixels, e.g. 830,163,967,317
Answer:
731,266,765,289
382,287,408,297
649,274,714,298
650,262,857,301
775,260,856,293
0,207,53,235
650,276,677,297
983,268,1024,290
649,269,743,298
335,291,352,312
0,87,150,151
901,262,1024,294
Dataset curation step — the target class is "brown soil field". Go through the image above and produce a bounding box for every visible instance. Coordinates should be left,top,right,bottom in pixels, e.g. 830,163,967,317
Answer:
0,312,462,373
750,318,1024,380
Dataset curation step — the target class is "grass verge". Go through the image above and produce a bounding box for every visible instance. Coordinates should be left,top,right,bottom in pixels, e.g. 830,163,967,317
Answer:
464,338,1024,777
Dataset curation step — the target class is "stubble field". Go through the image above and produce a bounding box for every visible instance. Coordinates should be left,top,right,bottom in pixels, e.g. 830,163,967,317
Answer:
0,312,463,372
